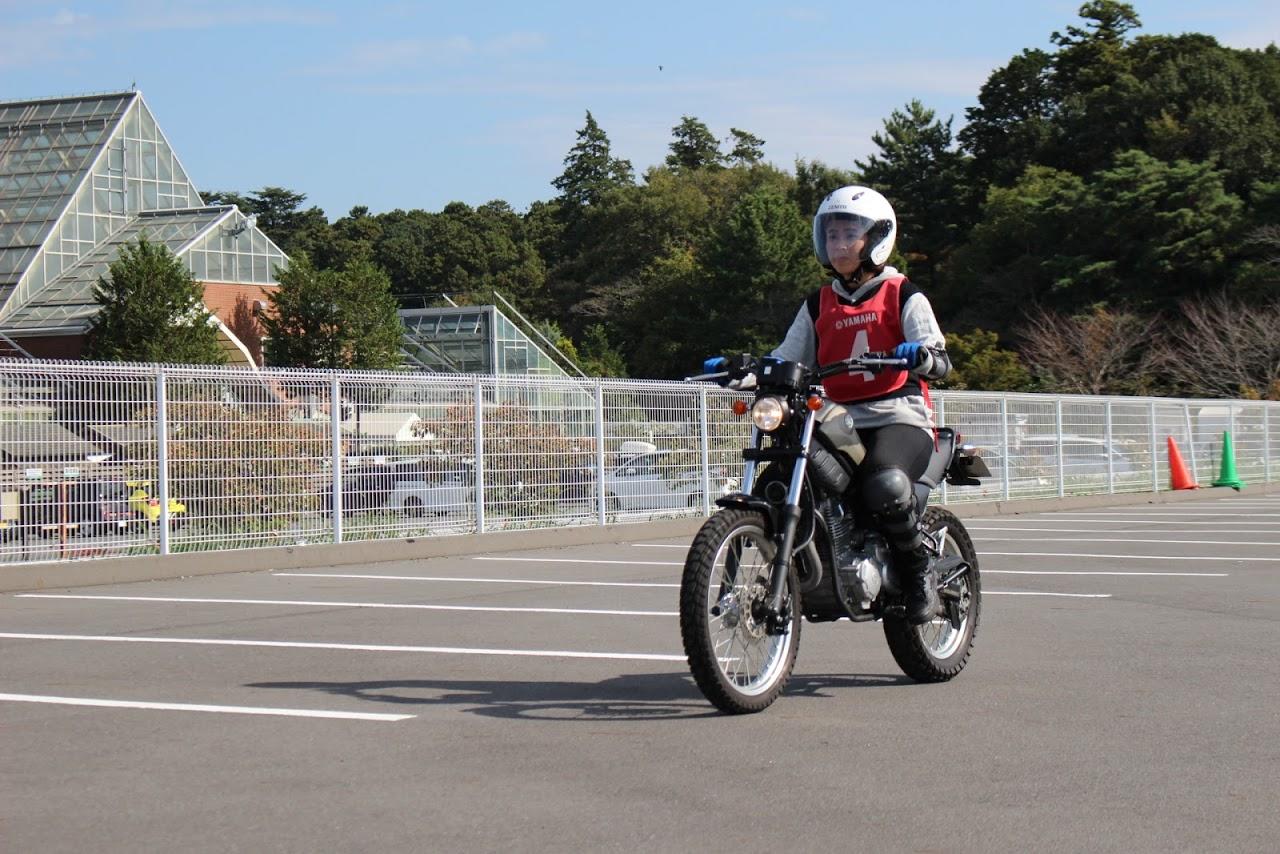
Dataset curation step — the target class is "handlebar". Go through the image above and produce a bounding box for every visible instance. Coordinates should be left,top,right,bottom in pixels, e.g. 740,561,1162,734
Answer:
685,353,910,386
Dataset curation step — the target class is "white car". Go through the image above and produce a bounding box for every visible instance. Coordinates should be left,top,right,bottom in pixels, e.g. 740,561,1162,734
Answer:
385,468,474,517
603,452,736,513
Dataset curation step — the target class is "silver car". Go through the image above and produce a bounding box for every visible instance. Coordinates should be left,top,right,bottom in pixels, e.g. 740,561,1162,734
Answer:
603,452,735,513
385,466,474,518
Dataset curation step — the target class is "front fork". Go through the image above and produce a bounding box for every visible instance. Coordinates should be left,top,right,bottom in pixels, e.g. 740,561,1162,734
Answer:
761,415,816,632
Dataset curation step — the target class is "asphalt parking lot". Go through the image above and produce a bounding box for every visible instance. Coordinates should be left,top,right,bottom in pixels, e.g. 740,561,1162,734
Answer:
2,494,1278,852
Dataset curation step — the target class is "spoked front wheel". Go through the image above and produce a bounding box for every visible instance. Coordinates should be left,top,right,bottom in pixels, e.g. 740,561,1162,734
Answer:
679,509,800,714
884,506,981,682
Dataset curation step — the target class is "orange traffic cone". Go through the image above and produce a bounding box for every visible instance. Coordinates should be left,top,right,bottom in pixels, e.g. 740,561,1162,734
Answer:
1167,436,1199,490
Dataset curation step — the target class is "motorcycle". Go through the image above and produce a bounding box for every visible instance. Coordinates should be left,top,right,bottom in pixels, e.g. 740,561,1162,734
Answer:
680,353,992,714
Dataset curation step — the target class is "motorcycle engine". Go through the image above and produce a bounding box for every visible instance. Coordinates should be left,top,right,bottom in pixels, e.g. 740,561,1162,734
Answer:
841,534,891,611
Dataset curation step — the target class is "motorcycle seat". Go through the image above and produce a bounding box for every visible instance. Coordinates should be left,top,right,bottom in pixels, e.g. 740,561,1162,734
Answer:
914,428,956,508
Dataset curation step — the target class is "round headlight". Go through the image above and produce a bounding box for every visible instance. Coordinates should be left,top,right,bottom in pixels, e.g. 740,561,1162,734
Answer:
750,396,788,432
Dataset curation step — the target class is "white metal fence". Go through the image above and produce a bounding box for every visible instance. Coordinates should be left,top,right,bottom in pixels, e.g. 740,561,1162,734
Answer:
2,358,1276,565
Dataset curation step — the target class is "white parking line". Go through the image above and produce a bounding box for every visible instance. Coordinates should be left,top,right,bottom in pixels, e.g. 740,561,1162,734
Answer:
271,571,1116,597
966,525,1280,537
1053,511,1280,518
985,569,1227,577
473,557,680,566
985,592,1111,598
0,632,687,662
274,572,679,588
0,692,414,722
15,594,677,617
984,551,1269,562
973,536,1280,546
961,518,1280,528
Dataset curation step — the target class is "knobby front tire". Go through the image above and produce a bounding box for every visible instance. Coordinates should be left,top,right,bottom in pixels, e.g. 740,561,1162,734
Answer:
679,509,800,714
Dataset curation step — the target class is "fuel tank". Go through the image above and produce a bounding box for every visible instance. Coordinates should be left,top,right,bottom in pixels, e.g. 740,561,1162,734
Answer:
814,401,865,466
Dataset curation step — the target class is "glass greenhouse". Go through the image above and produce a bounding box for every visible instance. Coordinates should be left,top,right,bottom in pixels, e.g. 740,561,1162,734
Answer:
0,91,286,363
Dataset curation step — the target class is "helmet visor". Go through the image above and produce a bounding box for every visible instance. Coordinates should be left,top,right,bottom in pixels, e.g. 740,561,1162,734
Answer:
813,212,875,269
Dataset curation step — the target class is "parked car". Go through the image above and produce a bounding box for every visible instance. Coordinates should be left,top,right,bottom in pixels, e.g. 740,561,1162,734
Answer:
385,466,474,517
19,481,139,538
602,451,736,513
317,457,476,518
1014,435,1137,478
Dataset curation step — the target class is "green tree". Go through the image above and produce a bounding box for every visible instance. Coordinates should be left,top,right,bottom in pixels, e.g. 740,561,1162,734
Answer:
791,158,858,218
85,236,227,365
932,328,1032,391
1126,33,1280,197
699,185,817,351
959,48,1057,190
945,152,1244,333
203,186,329,257
666,116,722,172
262,255,403,370
577,323,628,377
551,111,635,209
368,202,548,316
726,128,766,166
856,100,972,290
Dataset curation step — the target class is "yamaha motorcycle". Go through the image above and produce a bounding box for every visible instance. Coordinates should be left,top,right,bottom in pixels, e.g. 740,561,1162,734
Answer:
681,354,991,714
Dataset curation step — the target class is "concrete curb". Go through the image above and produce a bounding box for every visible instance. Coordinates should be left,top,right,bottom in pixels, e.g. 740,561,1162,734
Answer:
2,482,1276,593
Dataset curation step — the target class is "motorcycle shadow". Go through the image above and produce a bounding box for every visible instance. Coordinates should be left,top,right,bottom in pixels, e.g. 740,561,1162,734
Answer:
246,672,720,722
247,671,916,721
784,673,914,696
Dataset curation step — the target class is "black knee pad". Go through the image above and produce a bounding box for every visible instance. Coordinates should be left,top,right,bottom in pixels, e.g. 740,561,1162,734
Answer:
862,467,923,552
861,467,914,517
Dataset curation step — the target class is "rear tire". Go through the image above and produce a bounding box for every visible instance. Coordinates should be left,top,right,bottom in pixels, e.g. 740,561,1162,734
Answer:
680,509,800,714
884,507,980,682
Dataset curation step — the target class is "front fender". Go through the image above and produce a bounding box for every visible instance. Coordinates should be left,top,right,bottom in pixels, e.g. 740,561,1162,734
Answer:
714,492,772,517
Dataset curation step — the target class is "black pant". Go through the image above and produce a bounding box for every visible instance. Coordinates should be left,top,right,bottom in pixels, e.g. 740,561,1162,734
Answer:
853,424,936,564
859,424,935,485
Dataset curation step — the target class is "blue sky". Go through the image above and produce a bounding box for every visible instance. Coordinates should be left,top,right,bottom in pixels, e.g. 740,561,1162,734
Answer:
3,1,1277,219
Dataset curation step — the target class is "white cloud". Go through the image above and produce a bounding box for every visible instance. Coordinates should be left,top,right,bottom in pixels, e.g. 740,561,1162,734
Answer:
0,9,97,68
0,4,333,69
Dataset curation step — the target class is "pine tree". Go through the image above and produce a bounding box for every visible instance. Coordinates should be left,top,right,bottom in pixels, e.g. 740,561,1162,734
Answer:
551,111,634,208
85,236,226,365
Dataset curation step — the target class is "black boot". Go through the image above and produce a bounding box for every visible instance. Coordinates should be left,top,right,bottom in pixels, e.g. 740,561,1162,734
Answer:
898,548,940,625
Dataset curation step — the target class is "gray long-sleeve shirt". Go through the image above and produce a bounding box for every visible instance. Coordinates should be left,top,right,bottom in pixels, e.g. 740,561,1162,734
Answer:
771,267,945,434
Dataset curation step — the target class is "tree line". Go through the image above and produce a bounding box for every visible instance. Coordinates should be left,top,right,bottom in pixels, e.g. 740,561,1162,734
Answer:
92,2,1280,398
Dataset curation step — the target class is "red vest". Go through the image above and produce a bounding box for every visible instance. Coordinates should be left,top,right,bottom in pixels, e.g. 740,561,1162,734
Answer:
814,276,929,404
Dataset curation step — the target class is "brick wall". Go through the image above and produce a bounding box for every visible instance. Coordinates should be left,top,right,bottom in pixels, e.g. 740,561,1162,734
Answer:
201,281,277,366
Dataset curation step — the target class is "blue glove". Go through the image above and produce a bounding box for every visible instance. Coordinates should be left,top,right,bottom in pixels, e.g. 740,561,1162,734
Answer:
702,355,729,373
892,342,925,367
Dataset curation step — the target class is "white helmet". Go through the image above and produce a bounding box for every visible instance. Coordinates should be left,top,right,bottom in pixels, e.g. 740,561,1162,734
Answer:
812,186,897,273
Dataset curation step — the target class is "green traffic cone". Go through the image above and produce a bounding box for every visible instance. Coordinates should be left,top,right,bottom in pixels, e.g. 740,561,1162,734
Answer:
1212,430,1246,491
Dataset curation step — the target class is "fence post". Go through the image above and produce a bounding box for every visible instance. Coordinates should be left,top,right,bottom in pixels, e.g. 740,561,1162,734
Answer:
1149,401,1159,493
1055,398,1065,498
699,386,711,516
330,374,343,544
936,394,948,505
595,380,606,526
473,377,486,534
1000,396,1011,501
1105,400,1115,494
155,368,169,556
1265,404,1273,484
1177,402,1198,483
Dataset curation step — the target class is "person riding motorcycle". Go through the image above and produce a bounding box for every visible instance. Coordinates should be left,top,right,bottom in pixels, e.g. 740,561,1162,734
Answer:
706,186,952,624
